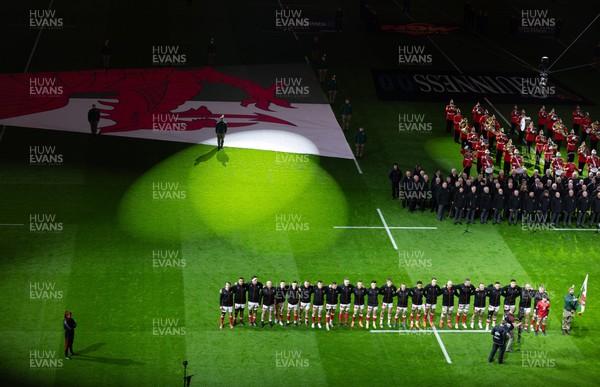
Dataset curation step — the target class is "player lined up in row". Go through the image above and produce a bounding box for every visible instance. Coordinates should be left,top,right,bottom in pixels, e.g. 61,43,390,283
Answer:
219,277,550,333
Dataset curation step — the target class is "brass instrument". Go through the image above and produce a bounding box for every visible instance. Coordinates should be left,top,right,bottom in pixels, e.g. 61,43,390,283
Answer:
460,118,470,135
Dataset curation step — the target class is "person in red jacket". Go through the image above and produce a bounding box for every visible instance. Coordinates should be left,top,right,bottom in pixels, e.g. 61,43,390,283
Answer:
572,105,584,135
472,102,484,132
510,105,520,136
566,129,579,162
461,146,475,177
577,143,589,174
476,139,488,175
525,122,536,154
495,129,507,166
535,130,547,169
553,119,567,151
445,99,457,134
581,112,592,143
537,106,548,131
590,121,599,152
453,108,463,143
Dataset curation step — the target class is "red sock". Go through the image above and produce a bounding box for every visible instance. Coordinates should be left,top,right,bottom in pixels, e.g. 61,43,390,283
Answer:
294,315,297,322
220,316,224,325
455,314,460,323
287,315,290,322
402,316,406,323
339,313,342,322
318,316,322,324
462,315,467,323
345,313,349,323
359,316,363,323
394,317,398,323
409,315,414,322
229,316,233,325
312,316,315,324
535,322,539,330
541,323,546,331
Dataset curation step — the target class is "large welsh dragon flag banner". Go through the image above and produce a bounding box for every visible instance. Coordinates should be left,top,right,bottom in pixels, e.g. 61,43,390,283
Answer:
0,64,353,159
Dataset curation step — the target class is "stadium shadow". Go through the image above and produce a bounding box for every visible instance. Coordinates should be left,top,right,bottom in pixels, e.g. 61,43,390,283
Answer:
194,148,218,166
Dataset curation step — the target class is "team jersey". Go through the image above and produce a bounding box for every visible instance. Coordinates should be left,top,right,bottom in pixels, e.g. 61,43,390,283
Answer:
380,284,397,304
424,284,441,304
299,285,313,303
409,287,426,305
533,291,550,307
519,288,536,308
325,287,340,305
275,286,288,303
456,283,476,304
312,287,326,306
247,282,264,303
220,288,234,307
353,286,367,306
487,286,503,307
366,287,381,306
260,287,276,306
396,288,411,308
337,284,355,304
287,287,301,305
440,286,457,307
502,285,522,306
536,300,550,318
473,288,487,308
231,283,248,304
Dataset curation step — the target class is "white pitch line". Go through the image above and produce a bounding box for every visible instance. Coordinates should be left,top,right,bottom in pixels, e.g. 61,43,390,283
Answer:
431,325,452,364
553,228,598,232
333,226,437,230
376,208,398,250
371,329,489,333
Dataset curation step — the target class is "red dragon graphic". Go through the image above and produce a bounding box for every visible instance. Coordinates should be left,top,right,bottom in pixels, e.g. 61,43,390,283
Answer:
0,67,296,133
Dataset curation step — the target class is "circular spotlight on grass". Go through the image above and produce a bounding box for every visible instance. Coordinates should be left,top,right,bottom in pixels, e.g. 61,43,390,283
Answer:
118,142,348,254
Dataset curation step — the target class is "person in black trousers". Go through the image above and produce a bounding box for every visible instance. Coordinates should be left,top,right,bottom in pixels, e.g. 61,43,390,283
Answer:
63,310,77,359
436,181,449,221
489,320,508,364
388,163,402,200
87,104,100,135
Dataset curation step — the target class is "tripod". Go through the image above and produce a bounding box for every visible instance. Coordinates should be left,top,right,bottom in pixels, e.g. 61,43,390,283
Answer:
183,360,194,387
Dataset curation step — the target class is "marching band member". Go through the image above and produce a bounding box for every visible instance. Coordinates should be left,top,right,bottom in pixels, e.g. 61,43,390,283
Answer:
543,140,556,174
518,110,528,144
461,146,475,177
563,159,578,179
535,130,547,169
572,105,584,135
586,149,599,175
510,149,524,176
460,118,471,148
581,112,591,143
566,130,579,163
445,99,457,134
552,118,567,151
472,102,484,132
495,129,507,166
467,126,479,150
546,108,559,132
504,142,514,175
476,138,488,175
453,108,463,143
510,105,520,136
482,149,494,176
525,122,536,154
551,151,564,177
590,121,599,152
577,143,589,174
479,110,490,136
537,106,548,131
